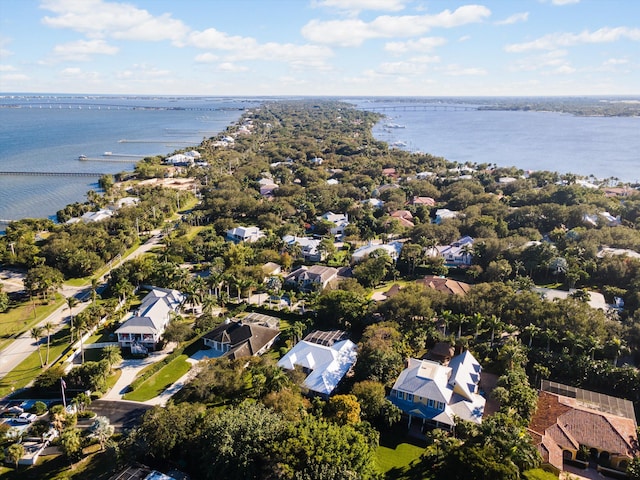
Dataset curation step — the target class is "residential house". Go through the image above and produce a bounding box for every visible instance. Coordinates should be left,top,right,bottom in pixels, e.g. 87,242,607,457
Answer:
262,262,282,279
434,208,460,224
283,235,325,262
277,330,357,398
362,198,385,209
423,342,455,366
389,350,485,430
203,313,280,360
411,196,436,206
115,287,184,353
528,381,638,474
390,210,415,228
597,246,640,260
416,275,472,295
351,242,403,263
285,265,338,291
429,236,474,268
319,212,349,239
226,225,265,243
165,153,195,166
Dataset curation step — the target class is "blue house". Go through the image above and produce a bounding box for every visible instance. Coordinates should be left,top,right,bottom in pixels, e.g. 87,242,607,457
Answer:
389,350,485,430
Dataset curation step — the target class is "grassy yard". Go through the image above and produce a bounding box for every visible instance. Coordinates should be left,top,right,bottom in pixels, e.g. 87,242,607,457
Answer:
0,325,72,398
123,354,191,402
376,424,426,475
0,295,64,351
0,448,118,480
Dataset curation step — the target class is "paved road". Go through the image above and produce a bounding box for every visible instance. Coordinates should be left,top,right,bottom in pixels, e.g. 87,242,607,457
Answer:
91,399,153,432
0,231,163,385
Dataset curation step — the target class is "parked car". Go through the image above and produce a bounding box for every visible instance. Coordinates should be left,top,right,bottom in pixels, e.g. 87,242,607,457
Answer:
16,412,37,423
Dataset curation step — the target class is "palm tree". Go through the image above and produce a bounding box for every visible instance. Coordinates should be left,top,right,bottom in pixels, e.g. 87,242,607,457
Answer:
90,277,100,306
486,315,503,347
30,326,44,368
43,321,54,365
606,337,629,367
66,296,79,343
541,328,558,353
74,317,88,364
452,313,467,339
522,323,541,348
468,313,484,341
202,294,218,316
440,309,453,337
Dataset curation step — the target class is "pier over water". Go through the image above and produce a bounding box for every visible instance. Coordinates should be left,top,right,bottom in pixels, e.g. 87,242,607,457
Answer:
0,171,106,177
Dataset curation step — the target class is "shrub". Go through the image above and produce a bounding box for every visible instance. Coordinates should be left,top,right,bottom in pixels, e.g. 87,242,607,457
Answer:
32,401,48,415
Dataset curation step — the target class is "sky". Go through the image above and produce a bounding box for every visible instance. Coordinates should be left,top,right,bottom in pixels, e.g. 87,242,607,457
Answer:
0,0,638,96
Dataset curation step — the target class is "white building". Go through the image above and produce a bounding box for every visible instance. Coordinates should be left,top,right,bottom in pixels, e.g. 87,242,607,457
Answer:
115,287,184,352
278,330,357,398
226,225,265,243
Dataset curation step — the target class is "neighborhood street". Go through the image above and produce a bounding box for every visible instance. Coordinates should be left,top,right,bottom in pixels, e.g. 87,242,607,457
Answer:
0,231,163,386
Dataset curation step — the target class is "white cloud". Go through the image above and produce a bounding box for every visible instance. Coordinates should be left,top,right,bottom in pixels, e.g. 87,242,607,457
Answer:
60,67,82,75
187,29,333,68
116,64,170,79
385,37,447,53
52,39,118,61
0,36,13,58
0,73,30,82
218,62,249,72
301,5,491,46
603,58,628,66
439,64,487,76
41,0,189,42
550,0,580,5
458,35,471,42
194,53,219,63
0,64,17,72
506,26,640,52
495,12,529,25
313,0,407,13
509,49,570,72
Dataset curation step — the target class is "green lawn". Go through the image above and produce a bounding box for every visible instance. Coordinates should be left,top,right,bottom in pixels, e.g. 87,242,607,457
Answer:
0,325,72,398
123,354,191,402
0,295,64,351
376,424,426,474
0,447,118,479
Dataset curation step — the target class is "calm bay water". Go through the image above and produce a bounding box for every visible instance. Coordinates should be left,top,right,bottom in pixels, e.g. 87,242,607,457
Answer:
360,99,640,184
0,95,258,224
1,96,639,227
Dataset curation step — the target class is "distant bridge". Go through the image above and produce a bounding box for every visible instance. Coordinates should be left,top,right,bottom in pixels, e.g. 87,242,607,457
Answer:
0,171,106,177
357,104,479,112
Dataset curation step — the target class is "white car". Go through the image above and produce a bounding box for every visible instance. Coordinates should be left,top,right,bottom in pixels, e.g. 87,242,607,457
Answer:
16,412,37,423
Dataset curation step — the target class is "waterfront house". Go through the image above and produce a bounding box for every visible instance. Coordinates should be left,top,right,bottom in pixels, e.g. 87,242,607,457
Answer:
277,330,357,398
203,313,280,360
389,350,485,430
529,381,638,474
115,287,184,353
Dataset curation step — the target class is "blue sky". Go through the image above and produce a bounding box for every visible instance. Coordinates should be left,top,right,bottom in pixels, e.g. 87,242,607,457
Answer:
0,0,638,96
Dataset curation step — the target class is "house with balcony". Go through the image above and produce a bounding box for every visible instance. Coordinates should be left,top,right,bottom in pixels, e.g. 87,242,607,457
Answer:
283,235,325,262
389,350,485,430
115,287,184,353
319,212,349,239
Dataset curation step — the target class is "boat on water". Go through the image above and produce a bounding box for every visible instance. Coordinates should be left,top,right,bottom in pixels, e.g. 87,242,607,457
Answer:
103,152,112,156
385,123,406,129
390,141,408,148
78,155,87,160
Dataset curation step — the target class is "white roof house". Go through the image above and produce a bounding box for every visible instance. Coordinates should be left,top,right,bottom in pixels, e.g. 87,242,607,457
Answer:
430,236,474,267
115,287,184,352
79,209,115,223
389,350,485,429
320,212,349,238
282,235,325,262
165,153,195,165
351,242,403,263
278,331,357,398
285,265,338,291
226,226,265,243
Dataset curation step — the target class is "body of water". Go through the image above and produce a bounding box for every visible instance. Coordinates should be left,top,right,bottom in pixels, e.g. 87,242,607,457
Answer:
356,99,640,184
1,96,639,228
0,95,259,224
